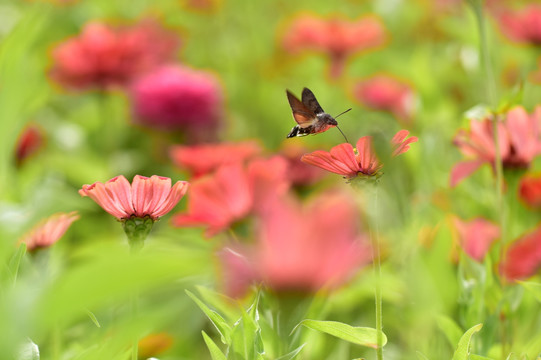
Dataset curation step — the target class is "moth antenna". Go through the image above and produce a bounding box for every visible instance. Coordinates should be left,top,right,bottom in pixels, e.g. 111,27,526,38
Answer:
336,125,349,144
334,108,352,119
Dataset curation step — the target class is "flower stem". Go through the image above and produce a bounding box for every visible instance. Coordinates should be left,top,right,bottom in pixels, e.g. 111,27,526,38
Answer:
372,183,383,360
131,292,139,360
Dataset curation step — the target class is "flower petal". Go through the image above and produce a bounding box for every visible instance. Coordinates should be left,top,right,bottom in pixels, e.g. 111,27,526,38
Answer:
449,160,485,187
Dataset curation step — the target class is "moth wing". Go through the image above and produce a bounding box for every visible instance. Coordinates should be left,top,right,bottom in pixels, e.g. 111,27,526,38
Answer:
301,87,325,114
287,90,317,128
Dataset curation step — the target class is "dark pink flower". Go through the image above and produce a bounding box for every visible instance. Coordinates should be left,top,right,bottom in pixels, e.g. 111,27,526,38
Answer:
452,216,500,262
19,212,79,252
353,75,416,123
282,14,387,78
451,106,541,187
500,225,541,281
519,173,541,208
497,4,541,45
301,130,417,179
79,175,188,221
169,141,261,178
172,157,289,237
15,125,45,167
130,65,224,139
50,20,180,90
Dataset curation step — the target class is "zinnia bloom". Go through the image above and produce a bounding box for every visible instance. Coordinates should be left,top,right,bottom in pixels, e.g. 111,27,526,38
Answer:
301,130,417,179
19,212,79,252
170,141,261,178
452,216,500,262
496,4,541,45
15,125,44,167
172,157,289,237
79,175,188,221
282,14,387,79
500,225,541,281
50,20,179,90
451,106,541,187
130,65,224,140
353,75,417,123
519,173,541,208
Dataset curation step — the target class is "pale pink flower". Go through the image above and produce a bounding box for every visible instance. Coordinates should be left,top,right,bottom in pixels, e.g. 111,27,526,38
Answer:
169,141,262,178
451,106,541,187
79,175,188,221
19,212,79,251
301,130,417,179
452,216,500,262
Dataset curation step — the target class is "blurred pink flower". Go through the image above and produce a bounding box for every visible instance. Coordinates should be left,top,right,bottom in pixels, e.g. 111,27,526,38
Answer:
496,4,541,45
172,157,289,237
500,225,541,281
19,212,79,252
79,175,188,221
50,20,180,90
282,14,387,78
353,75,417,123
221,192,371,294
301,130,417,179
130,65,224,139
15,125,45,167
452,216,500,262
451,106,541,187
519,173,541,208
170,141,262,178
280,143,326,186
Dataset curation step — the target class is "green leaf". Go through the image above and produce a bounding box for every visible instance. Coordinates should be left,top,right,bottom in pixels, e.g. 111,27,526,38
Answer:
229,293,264,360
452,323,483,360
437,315,463,349
8,242,26,285
276,344,306,360
292,320,387,349
416,351,430,360
202,331,227,360
517,281,541,302
186,290,232,344
470,355,495,360
85,309,101,328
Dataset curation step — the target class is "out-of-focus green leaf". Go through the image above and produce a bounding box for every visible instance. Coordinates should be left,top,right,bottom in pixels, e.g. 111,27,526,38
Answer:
517,281,541,303
292,320,387,348
186,290,232,344
470,355,494,360
416,351,430,360
229,293,263,360
202,331,227,360
452,323,483,360
437,315,463,349
7,242,26,285
84,309,100,328
276,344,305,360
195,285,240,323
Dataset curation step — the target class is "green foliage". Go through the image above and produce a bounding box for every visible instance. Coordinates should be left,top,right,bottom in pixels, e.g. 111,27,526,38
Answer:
453,324,483,360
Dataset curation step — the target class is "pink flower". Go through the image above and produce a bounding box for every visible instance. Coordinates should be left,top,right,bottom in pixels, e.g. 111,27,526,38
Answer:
519,173,541,208
130,65,224,139
19,212,79,252
79,175,188,221
496,4,541,45
15,125,44,167
500,225,541,281
301,130,417,179
172,157,289,237
282,14,387,78
280,143,326,186
452,216,500,262
170,141,262,178
451,106,541,187
353,75,417,123
221,191,371,294
50,20,180,90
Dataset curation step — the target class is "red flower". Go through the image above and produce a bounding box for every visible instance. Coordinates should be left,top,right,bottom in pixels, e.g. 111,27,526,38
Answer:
497,4,541,45
452,216,500,262
19,212,79,252
301,130,417,179
50,20,179,90
172,157,289,237
500,225,541,281
79,175,188,221
282,14,387,78
451,106,541,187
353,75,416,123
15,125,44,167
519,173,541,208
170,141,261,178
130,65,224,139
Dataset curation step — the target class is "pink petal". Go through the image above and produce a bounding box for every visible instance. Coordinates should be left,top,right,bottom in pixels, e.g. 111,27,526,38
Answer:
104,175,135,218
131,175,154,217
356,136,380,175
153,180,189,218
79,180,128,219
329,143,360,173
506,106,538,163
301,150,356,176
391,130,418,156
450,160,485,187
453,217,499,262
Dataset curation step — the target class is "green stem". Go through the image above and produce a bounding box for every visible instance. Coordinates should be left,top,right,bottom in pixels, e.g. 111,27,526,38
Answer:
372,184,383,360
131,293,139,360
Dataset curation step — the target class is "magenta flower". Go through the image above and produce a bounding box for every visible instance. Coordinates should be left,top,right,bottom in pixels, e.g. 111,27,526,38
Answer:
301,130,417,179
452,216,500,262
50,20,180,90
451,106,541,187
19,212,79,252
130,65,224,139
79,175,188,221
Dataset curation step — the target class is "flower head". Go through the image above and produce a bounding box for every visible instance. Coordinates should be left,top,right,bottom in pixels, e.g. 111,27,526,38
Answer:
496,4,541,45
452,216,500,262
79,175,188,221
19,212,79,252
500,225,541,281
282,14,387,78
301,130,417,179
451,106,541,187
170,141,261,178
50,20,180,90
353,75,417,123
519,173,541,208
